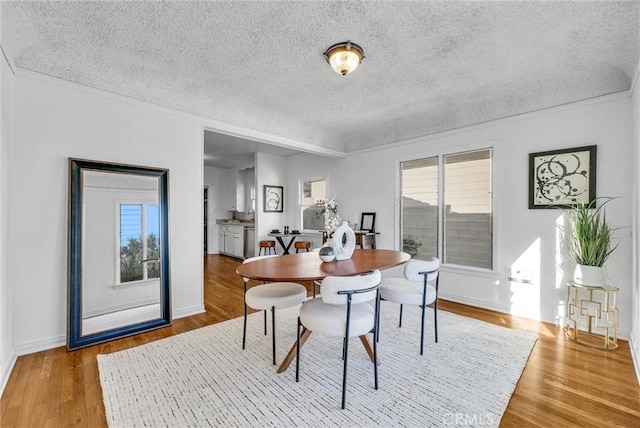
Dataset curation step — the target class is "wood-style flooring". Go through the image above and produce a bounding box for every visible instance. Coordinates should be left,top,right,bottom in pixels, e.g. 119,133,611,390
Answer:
1,254,639,427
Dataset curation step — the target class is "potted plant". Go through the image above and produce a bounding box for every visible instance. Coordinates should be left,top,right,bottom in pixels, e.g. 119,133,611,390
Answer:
565,198,618,286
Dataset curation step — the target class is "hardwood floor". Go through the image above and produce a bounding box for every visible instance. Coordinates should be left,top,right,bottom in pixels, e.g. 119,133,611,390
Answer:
1,254,639,427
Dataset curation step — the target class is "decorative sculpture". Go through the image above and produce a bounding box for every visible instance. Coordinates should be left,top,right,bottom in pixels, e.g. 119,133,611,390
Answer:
332,221,356,260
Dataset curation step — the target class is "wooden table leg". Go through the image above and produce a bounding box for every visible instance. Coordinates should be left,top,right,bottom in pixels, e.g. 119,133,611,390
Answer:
277,327,312,373
359,335,381,365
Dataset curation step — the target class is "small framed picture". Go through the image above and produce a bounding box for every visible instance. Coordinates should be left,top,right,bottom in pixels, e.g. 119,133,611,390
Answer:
360,212,376,232
263,185,283,212
529,145,597,209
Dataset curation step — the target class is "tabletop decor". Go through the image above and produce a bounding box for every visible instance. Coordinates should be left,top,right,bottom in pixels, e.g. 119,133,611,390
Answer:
529,145,597,209
563,197,618,286
316,195,341,235
331,221,356,260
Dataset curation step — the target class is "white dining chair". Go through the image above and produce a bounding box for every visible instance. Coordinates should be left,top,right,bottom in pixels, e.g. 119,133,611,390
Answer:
295,270,382,409
379,258,440,355
241,255,307,365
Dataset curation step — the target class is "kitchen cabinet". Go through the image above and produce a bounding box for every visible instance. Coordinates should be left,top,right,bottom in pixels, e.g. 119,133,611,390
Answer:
224,166,254,212
218,224,244,258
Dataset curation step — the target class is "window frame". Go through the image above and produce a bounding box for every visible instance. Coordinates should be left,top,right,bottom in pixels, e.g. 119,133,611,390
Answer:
396,144,496,273
114,199,161,286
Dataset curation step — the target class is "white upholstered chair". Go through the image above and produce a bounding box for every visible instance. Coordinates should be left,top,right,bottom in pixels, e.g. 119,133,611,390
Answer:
379,258,440,355
241,255,307,365
295,270,382,409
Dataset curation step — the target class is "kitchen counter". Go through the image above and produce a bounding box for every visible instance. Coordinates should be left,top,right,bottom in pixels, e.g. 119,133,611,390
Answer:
216,219,254,228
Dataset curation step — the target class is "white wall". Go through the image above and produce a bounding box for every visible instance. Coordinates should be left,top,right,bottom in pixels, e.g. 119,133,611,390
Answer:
0,50,16,393
204,165,232,254
286,95,635,337
631,67,640,381
9,72,204,356
256,152,286,254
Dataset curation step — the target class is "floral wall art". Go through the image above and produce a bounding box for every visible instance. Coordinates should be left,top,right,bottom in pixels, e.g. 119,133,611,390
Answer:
528,145,597,209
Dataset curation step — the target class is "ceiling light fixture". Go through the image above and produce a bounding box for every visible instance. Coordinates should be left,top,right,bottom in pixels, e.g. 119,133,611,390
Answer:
324,41,365,76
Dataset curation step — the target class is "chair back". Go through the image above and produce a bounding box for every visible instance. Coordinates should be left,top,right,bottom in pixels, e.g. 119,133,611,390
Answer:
404,258,440,283
321,270,381,305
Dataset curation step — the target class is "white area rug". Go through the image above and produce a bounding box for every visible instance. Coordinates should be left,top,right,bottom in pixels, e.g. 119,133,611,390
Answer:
98,303,537,427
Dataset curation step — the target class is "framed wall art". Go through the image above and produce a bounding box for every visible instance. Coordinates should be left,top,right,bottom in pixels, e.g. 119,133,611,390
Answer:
263,185,283,212
529,145,597,209
360,212,376,232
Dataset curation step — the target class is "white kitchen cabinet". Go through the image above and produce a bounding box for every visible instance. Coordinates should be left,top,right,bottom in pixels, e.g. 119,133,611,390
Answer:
231,227,244,258
218,226,228,253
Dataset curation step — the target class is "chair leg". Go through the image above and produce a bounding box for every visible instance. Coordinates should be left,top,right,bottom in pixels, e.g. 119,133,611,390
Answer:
242,302,247,349
434,299,438,343
399,304,403,328
271,306,276,365
264,310,267,335
373,331,379,390
296,317,301,382
420,304,426,355
341,335,349,409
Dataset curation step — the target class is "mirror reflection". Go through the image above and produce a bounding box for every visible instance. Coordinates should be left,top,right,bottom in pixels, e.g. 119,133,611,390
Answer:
68,159,170,350
81,171,161,335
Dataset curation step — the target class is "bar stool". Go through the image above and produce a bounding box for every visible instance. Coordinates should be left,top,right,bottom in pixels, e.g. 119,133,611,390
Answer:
259,240,276,255
294,241,311,253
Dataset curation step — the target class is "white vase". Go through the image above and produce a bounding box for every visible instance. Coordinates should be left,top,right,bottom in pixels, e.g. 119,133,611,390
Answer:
573,264,607,286
332,221,356,260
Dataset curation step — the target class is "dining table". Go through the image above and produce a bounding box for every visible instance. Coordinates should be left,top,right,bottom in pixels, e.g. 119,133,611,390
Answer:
267,232,305,255
236,248,411,373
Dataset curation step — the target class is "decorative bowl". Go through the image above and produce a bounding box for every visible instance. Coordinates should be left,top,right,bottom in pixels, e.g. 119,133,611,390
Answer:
318,246,335,263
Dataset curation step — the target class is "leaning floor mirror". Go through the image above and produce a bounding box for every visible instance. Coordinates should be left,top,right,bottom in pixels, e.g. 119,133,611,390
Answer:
67,158,171,350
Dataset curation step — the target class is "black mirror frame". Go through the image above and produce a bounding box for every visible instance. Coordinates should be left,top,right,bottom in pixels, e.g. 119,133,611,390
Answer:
67,158,171,350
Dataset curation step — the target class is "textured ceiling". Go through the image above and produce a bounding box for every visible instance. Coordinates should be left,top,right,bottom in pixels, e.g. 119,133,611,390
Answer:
2,1,639,154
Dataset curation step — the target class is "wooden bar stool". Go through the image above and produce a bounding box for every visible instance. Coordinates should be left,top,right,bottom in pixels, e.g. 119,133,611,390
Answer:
294,241,311,253
259,240,276,255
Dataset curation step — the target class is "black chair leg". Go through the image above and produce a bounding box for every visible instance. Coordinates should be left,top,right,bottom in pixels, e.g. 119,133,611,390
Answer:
264,310,267,335
242,302,247,349
420,304,426,355
373,332,379,390
271,306,276,365
296,317,301,382
341,335,349,410
434,299,438,343
399,304,403,327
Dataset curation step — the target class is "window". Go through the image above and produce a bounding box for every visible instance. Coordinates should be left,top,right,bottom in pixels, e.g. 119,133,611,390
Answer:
300,179,326,231
118,203,160,283
400,148,492,269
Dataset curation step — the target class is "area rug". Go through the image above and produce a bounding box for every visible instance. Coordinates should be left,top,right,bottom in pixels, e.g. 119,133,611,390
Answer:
98,303,537,427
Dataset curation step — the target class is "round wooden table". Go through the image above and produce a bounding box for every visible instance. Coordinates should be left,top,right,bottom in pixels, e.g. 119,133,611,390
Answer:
236,249,410,373
236,249,410,281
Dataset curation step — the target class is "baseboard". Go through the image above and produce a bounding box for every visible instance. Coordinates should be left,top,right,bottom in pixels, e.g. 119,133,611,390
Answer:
0,351,17,398
14,334,66,357
172,304,205,320
630,336,640,386
439,292,631,339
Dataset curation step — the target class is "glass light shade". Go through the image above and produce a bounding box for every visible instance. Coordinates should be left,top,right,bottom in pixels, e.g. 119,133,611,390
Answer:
324,42,364,76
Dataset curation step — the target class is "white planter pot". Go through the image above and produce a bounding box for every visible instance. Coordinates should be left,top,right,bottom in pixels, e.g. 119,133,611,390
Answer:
573,264,607,286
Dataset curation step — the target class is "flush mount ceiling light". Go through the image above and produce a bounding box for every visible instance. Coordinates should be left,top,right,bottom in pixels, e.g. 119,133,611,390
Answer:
324,41,365,76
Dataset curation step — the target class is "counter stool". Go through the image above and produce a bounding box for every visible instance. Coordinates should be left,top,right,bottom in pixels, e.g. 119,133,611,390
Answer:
259,240,276,255
294,241,311,253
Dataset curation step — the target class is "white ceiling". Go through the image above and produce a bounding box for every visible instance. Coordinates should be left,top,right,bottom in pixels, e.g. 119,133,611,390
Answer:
1,1,638,155
203,130,301,168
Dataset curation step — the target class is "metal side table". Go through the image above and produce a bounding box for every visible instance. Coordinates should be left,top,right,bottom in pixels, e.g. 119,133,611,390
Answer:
565,281,619,350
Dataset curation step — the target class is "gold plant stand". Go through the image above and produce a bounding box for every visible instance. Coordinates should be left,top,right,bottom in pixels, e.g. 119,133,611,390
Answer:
565,281,619,350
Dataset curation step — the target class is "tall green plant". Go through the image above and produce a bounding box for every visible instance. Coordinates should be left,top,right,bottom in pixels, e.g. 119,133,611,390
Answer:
566,198,617,267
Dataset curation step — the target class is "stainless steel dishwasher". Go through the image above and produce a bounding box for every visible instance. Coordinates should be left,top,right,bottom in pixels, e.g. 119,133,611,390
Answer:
244,227,255,258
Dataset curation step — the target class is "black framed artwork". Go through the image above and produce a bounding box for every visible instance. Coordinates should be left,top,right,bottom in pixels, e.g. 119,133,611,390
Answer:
263,185,283,212
529,145,597,209
360,212,376,232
